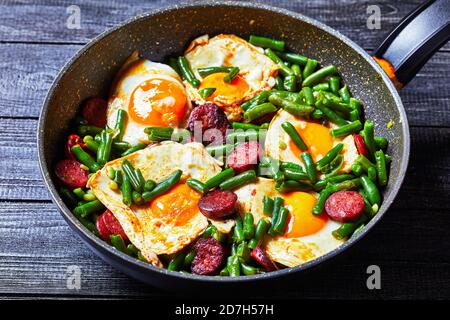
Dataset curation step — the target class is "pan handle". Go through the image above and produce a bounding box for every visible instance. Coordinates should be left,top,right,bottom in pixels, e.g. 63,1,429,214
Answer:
373,0,450,89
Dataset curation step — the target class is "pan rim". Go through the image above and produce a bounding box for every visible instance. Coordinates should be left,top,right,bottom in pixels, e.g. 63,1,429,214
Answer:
37,0,410,283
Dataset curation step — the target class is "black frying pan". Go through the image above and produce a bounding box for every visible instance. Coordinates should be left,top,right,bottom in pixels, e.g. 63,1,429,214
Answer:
37,0,450,290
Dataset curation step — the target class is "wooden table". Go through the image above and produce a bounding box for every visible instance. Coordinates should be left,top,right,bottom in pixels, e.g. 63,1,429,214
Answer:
1,0,449,300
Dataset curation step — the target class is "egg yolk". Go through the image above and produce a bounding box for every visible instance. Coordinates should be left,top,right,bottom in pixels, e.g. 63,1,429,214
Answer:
150,183,201,226
284,192,328,238
289,122,334,162
128,78,187,126
199,72,249,101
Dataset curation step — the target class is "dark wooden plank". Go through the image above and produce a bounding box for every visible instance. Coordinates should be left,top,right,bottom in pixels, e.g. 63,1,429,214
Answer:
2,0,449,52
1,201,450,299
2,116,449,205
0,42,449,126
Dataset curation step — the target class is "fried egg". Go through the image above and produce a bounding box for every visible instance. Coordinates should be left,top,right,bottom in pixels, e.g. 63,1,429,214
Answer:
184,34,279,121
265,109,358,173
107,52,192,145
87,141,222,265
234,178,343,267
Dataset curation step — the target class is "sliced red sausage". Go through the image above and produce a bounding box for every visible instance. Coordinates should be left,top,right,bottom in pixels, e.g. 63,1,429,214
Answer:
96,213,112,242
250,246,277,272
226,141,261,173
54,159,88,189
188,103,230,145
65,134,85,160
353,134,369,158
325,190,364,222
102,209,128,242
81,97,108,127
191,237,224,275
198,189,237,219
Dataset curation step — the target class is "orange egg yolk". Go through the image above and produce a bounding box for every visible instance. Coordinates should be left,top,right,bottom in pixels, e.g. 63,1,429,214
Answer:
150,183,201,226
128,78,187,126
289,122,334,162
284,192,328,238
199,72,249,101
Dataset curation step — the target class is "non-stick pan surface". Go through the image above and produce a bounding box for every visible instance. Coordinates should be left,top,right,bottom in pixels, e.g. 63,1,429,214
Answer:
38,1,410,290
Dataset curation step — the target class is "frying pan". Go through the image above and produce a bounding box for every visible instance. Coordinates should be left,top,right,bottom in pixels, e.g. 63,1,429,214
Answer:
37,0,450,290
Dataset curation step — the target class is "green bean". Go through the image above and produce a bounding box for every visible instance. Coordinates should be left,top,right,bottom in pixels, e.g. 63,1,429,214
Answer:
302,87,314,106
324,155,344,177
243,102,277,122
132,191,143,205
121,160,142,193
363,120,376,159
268,197,284,236
204,168,235,190
145,126,174,142
385,154,392,163
273,207,289,235
212,229,227,243
168,57,181,75
236,241,251,262
232,122,261,130
183,250,196,269
98,130,113,166
283,74,297,92
330,120,363,138
197,66,234,78
313,180,328,191
113,141,132,151
283,168,309,181
198,87,216,99
316,143,344,170
280,161,303,172
142,170,182,202
233,217,245,243
205,144,235,157
71,145,101,172
229,255,241,277
107,167,116,180
110,234,131,254
114,109,127,142
329,76,340,94
219,170,256,190
349,109,360,122
114,170,123,186
327,174,355,184
135,168,145,189
302,58,318,79
275,76,284,90
249,218,270,249
375,136,388,151
73,188,86,200
168,251,187,271
177,56,200,87
323,98,353,116
355,154,376,172
281,122,308,151
77,125,102,137
121,173,132,206
349,97,362,115
315,100,348,126
224,67,240,83
275,51,308,65
375,150,388,187
240,261,258,275
220,267,230,276
264,48,294,76
249,35,285,51
226,129,264,143
121,143,147,157
127,244,139,256
240,91,271,111
360,175,381,206
332,215,367,240
270,90,302,103
60,187,78,208
302,65,337,87
313,83,330,91
186,178,206,193
202,224,217,238
367,166,377,183
301,152,317,183
73,199,105,218
243,213,255,240
269,95,313,117
352,163,363,176
338,85,351,103
311,109,324,119
260,157,283,182
291,64,302,84
276,180,314,193
83,136,99,153
263,196,274,216
83,192,96,202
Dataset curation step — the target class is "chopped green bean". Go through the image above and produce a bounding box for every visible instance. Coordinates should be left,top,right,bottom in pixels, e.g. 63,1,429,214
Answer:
71,145,101,172
301,152,317,183
142,170,182,203
73,199,105,218
219,170,257,190
264,48,294,76
316,143,344,170
177,56,200,87
249,35,285,51
243,102,277,122
302,59,318,79
121,143,147,157
198,87,216,99
204,168,235,190
302,65,337,87
330,120,362,138
186,178,206,193
223,67,240,83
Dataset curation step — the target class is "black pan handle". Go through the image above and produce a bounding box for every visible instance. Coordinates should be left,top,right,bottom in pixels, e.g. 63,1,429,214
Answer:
374,0,450,88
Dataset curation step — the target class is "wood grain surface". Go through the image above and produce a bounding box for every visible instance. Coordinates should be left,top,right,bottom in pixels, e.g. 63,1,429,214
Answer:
0,0,449,299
